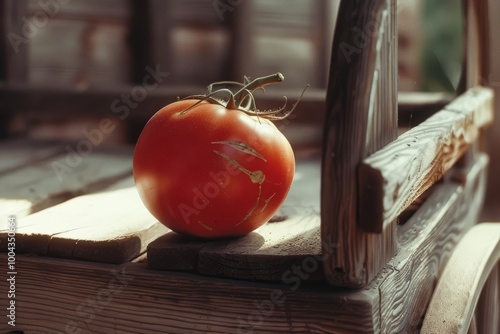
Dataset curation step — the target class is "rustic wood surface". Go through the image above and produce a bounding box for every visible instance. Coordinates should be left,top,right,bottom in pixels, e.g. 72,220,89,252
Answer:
0,141,168,263
421,223,500,334
380,154,488,333
1,255,378,334
0,153,488,334
0,141,133,221
359,87,493,233
321,0,398,287
0,139,65,174
1,177,168,263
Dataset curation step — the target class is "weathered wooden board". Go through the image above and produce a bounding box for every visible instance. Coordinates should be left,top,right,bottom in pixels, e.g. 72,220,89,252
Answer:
0,143,133,220
0,141,169,263
148,157,322,280
321,0,398,287
359,86,493,233
0,140,65,174
0,177,169,263
3,254,378,334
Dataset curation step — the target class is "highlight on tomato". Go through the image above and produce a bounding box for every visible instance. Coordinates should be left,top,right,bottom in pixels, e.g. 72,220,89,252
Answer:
133,73,307,238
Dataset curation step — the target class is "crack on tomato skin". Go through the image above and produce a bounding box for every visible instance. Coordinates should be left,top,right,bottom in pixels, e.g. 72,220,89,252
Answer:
259,192,276,214
211,140,267,162
213,150,265,184
235,183,262,227
197,221,213,231
212,149,267,227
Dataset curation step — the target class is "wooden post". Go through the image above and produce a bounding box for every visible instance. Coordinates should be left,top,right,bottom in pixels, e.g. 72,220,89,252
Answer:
321,0,398,286
456,0,491,169
0,0,28,138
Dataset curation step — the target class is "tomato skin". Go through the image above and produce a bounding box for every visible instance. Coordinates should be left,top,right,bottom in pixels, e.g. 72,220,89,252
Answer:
133,99,295,238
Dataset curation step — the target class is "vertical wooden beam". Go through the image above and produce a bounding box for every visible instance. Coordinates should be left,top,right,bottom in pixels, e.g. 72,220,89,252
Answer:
1,0,28,84
128,0,152,84
0,0,28,138
460,0,490,91
145,0,172,85
321,0,398,287
456,0,491,167
224,0,252,82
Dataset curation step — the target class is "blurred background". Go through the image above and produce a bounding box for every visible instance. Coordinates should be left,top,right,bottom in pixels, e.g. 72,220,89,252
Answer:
0,0,498,218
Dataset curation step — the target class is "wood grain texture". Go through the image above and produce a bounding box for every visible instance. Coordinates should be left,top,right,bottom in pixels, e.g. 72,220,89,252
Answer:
197,214,322,281
0,147,133,221
0,140,65,175
421,223,500,334
358,87,493,233
1,254,379,334
379,154,488,334
0,176,168,263
0,155,488,334
321,0,398,287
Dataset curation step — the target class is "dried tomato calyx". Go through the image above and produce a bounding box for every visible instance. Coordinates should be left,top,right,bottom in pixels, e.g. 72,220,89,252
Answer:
179,72,309,120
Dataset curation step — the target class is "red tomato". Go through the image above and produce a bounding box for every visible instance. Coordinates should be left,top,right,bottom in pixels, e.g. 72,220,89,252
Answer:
133,74,301,238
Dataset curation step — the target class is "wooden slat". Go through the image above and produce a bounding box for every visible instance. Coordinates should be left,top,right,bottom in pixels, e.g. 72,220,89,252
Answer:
2,0,28,84
5,254,379,334
148,157,322,280
320,0,398,287
359,86,494,233
0,144,133,221
0,177,168,263
198,214,322,281
0,140,65,174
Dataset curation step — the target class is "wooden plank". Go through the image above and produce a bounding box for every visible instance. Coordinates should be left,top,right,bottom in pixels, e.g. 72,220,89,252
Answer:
0,83,326,123
148,157,322,280
379,154,488,333
0,177,168,263
197,215,322,281
2,0,28,84
0,146,133,221
4,254,379,334
320,0,398,287
0,140,65,174
358,87,493,233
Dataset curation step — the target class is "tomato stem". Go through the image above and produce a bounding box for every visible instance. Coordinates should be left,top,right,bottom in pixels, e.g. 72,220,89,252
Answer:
180,72,307,121
232,73,284,108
